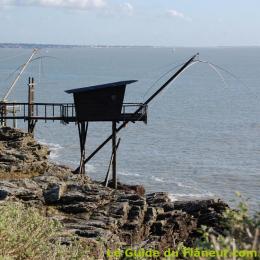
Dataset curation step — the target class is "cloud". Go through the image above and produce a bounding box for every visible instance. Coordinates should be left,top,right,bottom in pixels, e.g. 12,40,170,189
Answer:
120,2,133,15
0,0,106,10
167,9,192,21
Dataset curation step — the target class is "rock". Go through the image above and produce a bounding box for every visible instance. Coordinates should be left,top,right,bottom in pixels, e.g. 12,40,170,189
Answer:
146,192,170,205
131,199,146,208
172,199,228,228
0,127,229,255
144,207,157,223
32,175,62,188
163,202,175,212
43,183,66,204
0,127,50,176
59,202,89,214
151,220,166,236
0,189,9,200
0,180,42,203
75,229,101,238
109,202,129,218
118,193,143,202
59,191,88,204
122,221,140,231
128,205,142,220
113,182,146,196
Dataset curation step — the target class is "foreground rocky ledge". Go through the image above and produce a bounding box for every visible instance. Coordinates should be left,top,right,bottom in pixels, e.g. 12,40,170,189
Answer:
0,127,228,259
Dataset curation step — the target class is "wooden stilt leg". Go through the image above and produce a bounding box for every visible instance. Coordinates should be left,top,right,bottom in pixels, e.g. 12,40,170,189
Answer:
78,121,88,175
112,121,117,189
28,77,36,136
104,138,121,187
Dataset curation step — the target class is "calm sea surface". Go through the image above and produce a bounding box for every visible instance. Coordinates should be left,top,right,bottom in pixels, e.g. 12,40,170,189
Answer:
0,47,260,209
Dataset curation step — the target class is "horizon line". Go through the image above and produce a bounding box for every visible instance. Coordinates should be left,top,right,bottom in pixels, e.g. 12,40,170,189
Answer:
1,42,260,49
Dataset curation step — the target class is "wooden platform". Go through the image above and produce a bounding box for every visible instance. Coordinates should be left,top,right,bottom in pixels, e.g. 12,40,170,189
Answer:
0,102,147,123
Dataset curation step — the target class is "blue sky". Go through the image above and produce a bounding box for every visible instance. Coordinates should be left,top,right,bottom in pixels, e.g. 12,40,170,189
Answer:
0,0,259,46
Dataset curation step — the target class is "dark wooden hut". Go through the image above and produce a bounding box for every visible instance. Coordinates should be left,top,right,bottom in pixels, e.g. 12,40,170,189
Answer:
65,80,137,122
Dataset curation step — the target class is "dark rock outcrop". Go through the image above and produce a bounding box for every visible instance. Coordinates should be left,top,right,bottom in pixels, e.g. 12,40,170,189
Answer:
0,127,228,258
0,127,50,175
0,174,227,256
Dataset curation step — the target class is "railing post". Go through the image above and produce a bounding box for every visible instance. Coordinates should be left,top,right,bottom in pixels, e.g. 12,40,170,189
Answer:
0,101,7,127
52,104,54,122
28,77,36,136
12,102,16,128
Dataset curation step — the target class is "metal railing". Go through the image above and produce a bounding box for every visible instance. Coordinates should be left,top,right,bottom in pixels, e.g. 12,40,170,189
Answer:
0,102,75,122
0,102,147,123
122,103,147,114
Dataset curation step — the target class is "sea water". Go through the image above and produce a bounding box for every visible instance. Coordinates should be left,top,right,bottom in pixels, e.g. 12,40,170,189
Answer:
0,46,260,208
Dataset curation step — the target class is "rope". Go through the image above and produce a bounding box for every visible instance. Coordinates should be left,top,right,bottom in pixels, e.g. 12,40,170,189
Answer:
130,57,256,124
142,62,186,100
196,60,259,99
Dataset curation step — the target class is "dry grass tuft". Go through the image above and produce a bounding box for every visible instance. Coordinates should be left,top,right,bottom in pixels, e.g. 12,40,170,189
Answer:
0,202,92,259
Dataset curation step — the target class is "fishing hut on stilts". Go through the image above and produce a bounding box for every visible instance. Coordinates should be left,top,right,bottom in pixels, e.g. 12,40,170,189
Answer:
0,51,199,189
65,81,148,188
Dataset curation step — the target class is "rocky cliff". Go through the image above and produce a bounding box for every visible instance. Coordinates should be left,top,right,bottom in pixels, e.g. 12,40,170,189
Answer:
0,127,228,259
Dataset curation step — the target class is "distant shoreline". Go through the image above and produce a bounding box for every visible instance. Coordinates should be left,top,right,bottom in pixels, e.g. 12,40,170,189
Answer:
0,43,169,49
0,43,260,49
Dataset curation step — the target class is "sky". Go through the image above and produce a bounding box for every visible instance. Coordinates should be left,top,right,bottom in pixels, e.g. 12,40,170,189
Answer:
0,0,260,47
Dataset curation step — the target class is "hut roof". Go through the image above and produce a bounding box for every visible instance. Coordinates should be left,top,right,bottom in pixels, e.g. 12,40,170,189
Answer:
65,80,137,94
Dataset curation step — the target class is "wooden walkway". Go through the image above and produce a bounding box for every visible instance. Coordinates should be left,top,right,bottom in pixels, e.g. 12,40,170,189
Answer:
0,102,147,124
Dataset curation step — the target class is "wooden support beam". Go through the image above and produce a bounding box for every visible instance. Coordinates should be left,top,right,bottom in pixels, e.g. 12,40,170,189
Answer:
112,121,117,189
28,77,36,135
104,138,121,187
0,102,7,127
78,121,88,175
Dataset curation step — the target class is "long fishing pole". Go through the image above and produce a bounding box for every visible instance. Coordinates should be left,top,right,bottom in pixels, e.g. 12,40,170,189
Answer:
76,53,199,171
2,49,38,101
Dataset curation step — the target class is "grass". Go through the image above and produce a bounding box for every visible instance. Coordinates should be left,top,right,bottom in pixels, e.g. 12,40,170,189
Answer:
0,202,92,259
0,171,41,180
1,192,259,260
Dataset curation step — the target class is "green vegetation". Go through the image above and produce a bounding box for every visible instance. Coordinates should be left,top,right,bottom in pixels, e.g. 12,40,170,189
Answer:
193,193,260,259
1,194,259,260
0,202,91,259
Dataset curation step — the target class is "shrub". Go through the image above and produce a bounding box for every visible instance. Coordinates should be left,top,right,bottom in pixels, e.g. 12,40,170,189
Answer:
194,193,260,260
0,202,91,259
